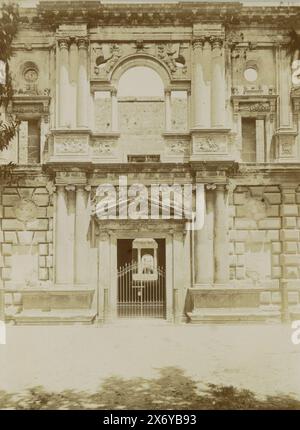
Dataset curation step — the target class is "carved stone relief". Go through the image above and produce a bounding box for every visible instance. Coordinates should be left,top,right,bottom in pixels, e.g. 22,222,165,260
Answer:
91,41,190,80
54,136,89,155
193,136,227,154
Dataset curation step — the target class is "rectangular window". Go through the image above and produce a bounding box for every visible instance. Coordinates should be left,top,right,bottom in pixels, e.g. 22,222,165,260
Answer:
241,118,256,162
241,117,265,163
18,119,40,164
127,155,160,163
27,120,40,164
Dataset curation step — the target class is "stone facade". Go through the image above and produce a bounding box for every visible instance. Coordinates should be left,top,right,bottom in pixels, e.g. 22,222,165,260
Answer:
1,1,300,324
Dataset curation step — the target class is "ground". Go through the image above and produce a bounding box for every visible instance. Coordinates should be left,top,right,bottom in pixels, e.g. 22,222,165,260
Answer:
0,321,300,409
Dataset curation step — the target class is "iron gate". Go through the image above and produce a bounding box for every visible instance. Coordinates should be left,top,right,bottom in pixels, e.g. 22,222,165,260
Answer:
117,261,166,318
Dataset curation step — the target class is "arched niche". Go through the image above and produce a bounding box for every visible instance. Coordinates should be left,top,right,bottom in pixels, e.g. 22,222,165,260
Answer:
117,66,164,98
110,54,171,89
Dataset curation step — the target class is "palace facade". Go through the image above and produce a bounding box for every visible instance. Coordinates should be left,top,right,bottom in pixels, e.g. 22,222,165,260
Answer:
1,0,300,324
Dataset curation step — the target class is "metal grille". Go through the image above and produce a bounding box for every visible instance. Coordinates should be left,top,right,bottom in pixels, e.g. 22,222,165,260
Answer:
117,261,166,319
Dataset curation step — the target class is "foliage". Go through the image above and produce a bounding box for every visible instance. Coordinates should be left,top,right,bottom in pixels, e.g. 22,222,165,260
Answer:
0,117,19,151
0,2,19,107
0,367,300,410
0,2,19,179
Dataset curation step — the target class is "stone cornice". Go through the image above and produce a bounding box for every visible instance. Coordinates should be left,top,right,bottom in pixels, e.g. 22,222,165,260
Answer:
16,2,296,29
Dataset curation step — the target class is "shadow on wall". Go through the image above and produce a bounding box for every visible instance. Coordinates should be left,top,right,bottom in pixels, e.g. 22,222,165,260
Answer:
0,367,300,410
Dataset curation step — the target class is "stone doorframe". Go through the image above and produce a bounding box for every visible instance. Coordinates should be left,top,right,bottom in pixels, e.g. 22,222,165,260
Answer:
96,221,186,323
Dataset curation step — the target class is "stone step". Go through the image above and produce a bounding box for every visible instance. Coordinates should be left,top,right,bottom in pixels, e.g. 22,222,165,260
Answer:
187,307,281,323
13,310,97,325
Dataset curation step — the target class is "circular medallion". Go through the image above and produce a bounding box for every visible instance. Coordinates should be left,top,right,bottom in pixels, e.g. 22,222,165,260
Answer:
244,67,258,82
24,68,38,82
14,198,38,223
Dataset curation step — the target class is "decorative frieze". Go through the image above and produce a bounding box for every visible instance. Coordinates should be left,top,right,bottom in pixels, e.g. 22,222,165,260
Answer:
91,41,190,80
231,95,277,121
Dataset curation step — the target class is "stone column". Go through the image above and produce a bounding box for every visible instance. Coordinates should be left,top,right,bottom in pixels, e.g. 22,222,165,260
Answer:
165,90,171,132
69,39,78,128
75,186,90,284
192,39,204,128
187,90,191,130
18,121,28,164
111,89,118,132
194,186,214,284
192,38,211,128
214,184,229,284
173,231,184,323
40,116,49,163
98,231,110,322
256,119,265,162
55,186,69,284
211,38,225,128
58,39,69,128
77,38,89,128
165,234,173,322
277,45,293,128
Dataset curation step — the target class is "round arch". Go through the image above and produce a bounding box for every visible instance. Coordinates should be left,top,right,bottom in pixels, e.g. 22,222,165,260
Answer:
117,66,164,97
110,54,171,89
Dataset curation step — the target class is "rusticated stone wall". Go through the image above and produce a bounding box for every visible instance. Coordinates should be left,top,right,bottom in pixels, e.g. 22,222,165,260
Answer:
229,184,300,307
0,178,54,313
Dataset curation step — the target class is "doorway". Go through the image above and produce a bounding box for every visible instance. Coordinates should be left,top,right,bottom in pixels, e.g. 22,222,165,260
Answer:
117,238,166,319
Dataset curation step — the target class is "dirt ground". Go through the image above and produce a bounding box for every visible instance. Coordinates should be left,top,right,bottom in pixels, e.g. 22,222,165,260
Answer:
0,322,300,409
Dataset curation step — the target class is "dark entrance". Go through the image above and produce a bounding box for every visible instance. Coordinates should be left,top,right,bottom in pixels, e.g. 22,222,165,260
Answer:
117,239,166,318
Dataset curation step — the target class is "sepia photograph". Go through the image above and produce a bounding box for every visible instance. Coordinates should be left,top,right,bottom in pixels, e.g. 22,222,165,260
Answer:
0,0,300,416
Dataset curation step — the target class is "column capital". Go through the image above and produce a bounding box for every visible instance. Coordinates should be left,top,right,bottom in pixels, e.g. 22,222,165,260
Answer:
192,37,205,50
57,38,70,50
99,231,110,241
211,37,224,50
215,183,228,191
75,185,86,192
205,183,217,191
111,87,118,96
77,37,89,50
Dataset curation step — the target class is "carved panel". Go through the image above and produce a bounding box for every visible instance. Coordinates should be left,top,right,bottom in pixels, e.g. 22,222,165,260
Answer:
91,138,117,155
192,135,228,155
276,134,297,160
166,140,190,155
54,135,89,156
